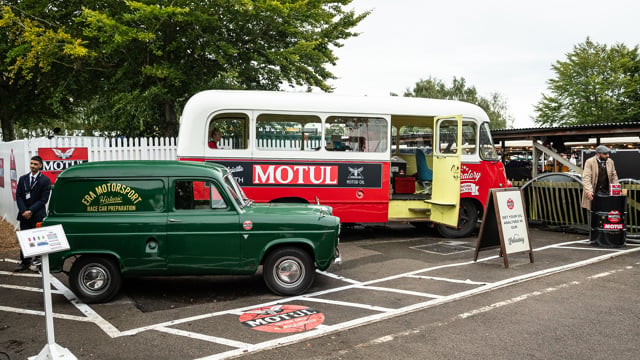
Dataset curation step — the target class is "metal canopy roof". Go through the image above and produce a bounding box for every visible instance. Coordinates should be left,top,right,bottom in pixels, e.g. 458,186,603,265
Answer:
491,122,640,142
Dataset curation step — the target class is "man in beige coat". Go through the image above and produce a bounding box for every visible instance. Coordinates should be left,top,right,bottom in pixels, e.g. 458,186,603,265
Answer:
581,145,619,210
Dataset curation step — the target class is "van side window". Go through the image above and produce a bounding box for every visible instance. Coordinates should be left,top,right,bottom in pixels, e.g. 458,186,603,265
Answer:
174,180,227,210
256,113,322,151
208,113,249,150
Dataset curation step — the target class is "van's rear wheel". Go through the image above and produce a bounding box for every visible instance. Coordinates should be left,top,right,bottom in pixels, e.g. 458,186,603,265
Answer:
69,256,121,304
263,248,314,296
435,200,479,238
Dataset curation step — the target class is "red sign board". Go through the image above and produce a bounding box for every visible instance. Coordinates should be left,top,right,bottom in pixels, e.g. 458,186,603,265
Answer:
38,147,89,183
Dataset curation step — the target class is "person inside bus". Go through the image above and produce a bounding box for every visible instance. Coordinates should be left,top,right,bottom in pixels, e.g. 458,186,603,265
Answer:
581,145,619,211
208,128,221,149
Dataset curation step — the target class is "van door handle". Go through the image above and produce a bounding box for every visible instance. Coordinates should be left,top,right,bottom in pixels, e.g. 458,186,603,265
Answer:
168,218,182,222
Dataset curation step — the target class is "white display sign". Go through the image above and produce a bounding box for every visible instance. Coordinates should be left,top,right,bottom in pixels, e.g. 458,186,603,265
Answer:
17,224,70,257
495,190,531,254
474,188,533,268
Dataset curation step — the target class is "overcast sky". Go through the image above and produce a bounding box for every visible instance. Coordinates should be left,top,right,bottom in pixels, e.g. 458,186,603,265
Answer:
327,0,640,128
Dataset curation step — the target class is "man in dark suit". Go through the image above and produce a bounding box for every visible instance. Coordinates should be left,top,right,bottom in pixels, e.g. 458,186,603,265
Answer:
14,155,51,272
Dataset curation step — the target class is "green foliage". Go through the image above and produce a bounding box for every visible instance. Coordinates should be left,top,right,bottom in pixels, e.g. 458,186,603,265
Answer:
1,1,368,140
534,38,640,126
402,76,513,129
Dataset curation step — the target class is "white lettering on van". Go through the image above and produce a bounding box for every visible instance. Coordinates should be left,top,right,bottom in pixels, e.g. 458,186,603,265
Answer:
81,183,143,209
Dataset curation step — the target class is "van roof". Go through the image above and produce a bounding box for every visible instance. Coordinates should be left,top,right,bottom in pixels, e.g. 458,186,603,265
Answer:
57,160,228,179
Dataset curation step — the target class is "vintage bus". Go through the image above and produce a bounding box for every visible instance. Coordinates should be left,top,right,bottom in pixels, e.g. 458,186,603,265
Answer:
177,90,510,238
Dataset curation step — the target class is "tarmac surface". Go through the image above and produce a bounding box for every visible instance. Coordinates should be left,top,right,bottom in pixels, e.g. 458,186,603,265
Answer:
1,223,639,359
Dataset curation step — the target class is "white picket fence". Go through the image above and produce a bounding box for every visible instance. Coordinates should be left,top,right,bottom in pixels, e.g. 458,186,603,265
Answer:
0,136,177,228
25,136,177,161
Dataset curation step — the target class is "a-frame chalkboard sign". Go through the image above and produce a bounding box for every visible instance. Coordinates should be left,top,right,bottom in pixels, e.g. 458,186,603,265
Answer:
473,188,534,268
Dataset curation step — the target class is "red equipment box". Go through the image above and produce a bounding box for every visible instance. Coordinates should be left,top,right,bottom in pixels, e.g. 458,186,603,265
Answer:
610,184,621,196
394,176,415,194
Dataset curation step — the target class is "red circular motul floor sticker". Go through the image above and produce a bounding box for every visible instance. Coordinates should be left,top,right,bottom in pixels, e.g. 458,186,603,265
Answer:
239,305,325,333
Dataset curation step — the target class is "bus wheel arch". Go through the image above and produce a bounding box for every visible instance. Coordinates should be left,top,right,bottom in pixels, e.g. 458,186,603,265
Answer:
435,198,481,238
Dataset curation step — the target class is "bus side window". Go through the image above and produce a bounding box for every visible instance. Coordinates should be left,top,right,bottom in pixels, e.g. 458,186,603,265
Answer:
325,116,387,153
256,114,321,151
208,113,250,150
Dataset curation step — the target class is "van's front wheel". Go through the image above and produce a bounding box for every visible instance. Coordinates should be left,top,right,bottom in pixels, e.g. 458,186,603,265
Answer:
69,256,122,304
263,248,314,296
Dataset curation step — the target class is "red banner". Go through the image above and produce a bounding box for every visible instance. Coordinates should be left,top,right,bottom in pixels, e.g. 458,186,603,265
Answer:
38,147,89,183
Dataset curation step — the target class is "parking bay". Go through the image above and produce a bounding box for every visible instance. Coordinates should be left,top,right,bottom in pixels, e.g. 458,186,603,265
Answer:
2,224,640,359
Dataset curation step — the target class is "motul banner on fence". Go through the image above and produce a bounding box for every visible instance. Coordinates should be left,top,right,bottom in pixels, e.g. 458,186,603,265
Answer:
38,147,89,183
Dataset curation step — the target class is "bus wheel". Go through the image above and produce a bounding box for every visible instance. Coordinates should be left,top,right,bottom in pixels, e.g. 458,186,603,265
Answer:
263,247,314,296
69,256,122,304
435,200,479,238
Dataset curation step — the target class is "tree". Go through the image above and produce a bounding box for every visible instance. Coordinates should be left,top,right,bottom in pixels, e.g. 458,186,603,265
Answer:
1,4,91,140
401,76,513,129
1,1,368,140
534,38,640,127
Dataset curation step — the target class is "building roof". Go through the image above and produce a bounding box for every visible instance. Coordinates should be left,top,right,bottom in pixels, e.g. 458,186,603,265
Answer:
491,122,640,142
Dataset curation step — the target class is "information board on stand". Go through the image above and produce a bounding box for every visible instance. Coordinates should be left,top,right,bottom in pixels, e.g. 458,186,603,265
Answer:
474,188,534,268
17,225,77,360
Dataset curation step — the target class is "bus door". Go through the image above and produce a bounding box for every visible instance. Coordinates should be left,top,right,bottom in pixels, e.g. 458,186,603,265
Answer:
425,115,462,227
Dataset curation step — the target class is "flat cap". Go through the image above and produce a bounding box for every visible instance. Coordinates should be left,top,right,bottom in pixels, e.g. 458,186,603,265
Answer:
596,145,611,154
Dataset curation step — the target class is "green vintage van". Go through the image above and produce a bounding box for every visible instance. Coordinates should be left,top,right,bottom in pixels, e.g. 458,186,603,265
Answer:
42,160,341,303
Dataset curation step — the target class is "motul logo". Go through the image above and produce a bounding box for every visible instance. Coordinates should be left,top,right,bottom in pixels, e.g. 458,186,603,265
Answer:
43,160,86,171
253,164,338,185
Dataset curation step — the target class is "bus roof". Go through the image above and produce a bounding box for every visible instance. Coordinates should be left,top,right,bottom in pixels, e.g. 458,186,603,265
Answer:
180,90,490,123
177,90,491,158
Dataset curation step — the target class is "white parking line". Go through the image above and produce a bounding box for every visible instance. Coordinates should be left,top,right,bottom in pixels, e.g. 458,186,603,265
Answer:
557,246,627,251
0,283,63,294
0,305,96,322
300,297,394,312
317,270,362,284
48,275,123,338
154,326,252,349
406,274,490,285
0,270,41,278
356,285,444,299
